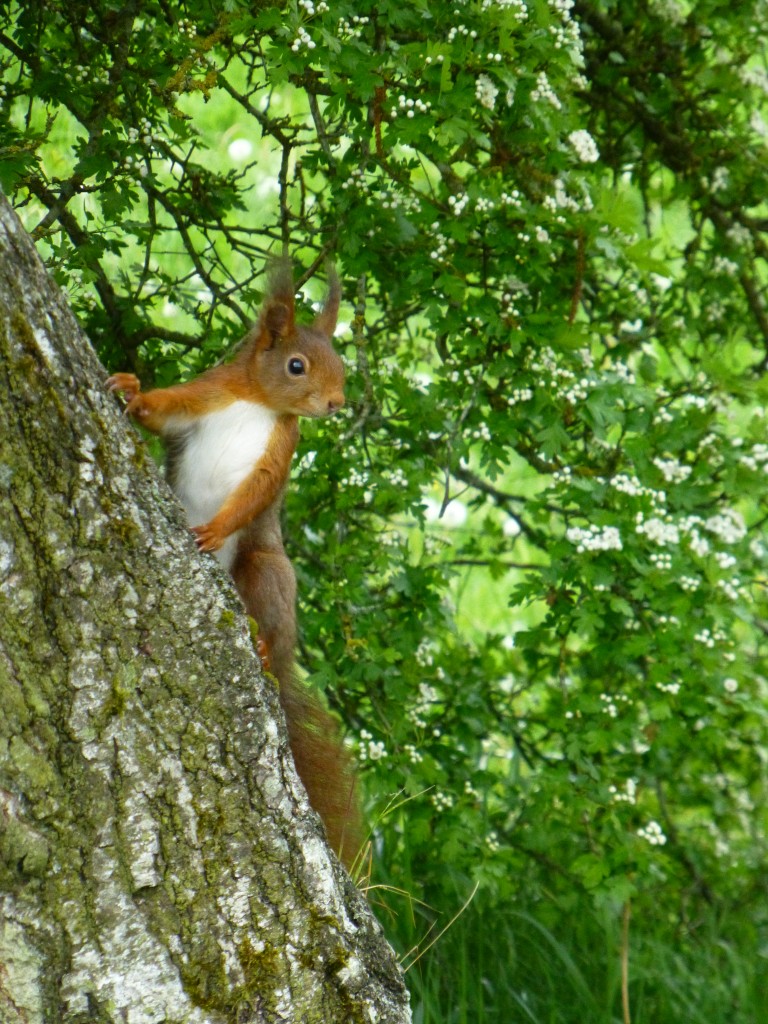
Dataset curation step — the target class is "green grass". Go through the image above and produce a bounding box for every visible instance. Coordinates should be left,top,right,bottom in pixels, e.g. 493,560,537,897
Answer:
385,897,768,1024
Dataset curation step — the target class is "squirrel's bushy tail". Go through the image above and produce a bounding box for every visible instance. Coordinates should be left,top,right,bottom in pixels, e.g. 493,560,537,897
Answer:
279,667,363,872
232,541,363,871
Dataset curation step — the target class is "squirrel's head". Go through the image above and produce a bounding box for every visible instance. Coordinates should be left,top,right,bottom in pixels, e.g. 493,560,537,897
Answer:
248,260,345,418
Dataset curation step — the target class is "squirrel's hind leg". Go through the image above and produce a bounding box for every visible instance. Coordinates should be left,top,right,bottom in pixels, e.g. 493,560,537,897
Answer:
231,546,297,685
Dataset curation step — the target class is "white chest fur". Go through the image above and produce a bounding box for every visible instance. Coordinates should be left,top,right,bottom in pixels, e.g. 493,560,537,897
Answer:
171,400,278,570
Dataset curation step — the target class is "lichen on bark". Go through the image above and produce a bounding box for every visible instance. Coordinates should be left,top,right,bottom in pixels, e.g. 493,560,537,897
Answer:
0,194,411,1024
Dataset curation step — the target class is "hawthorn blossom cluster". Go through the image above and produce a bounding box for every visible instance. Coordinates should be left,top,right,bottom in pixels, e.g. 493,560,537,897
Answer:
501,189,524,208
358,729,387,761
561,376,590,403
416,640,436,667
530,345,582,388
432,790,455,812
346,466,369,488
291,25,315,51
566,524,623,553
448,192,470,215
568,129,600,163
549,9,582,50
739,443,768,472
609,779,637,804
713,254,739,276
75,64,110,86
485,831,501,853
340,166,368,192
447,23,477,42
409,681,440,728
635,508,747,558
637,820,667,846
610,473,665,502
379,188,423,214
653,456,692,484
299,0,329,13
476,74,499,110
657,681,681,695
393,92,432,118
739,63,768,96
694,627,727,648
482,0,528,18
499,277,529,319
127,118,159,147
404,743,423,765
542,178,589,216
531,70,562,109
472,421,492,443
508,387,533,405
725,221,752,249
337,14,369,39
600,692,631,718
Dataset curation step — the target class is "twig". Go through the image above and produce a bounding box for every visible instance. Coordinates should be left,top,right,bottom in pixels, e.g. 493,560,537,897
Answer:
217,74,296,148
143,181,251,325
342,274,376,440
307,89,336,168
278,140,293,250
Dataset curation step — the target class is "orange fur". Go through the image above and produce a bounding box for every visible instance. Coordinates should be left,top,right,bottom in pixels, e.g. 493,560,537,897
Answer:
108,263,363,871
108,367,242,433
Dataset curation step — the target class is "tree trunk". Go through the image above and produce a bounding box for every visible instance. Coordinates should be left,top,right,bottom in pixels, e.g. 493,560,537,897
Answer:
0,194,411,1024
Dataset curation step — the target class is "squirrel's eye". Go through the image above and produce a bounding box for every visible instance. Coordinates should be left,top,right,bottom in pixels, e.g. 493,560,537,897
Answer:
287,357,306,376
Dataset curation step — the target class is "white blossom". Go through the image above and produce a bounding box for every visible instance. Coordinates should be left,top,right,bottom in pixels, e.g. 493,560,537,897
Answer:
713,254,739,276
475,74,499,110
653,457,692,484
704,510,746,544
637,820,667,846
291,25,316,51
531,71,561,109
482,0,528,18
657,681,681,695
566,524,623,552
636,516,680,546
609,779,637,804
568,129,600,163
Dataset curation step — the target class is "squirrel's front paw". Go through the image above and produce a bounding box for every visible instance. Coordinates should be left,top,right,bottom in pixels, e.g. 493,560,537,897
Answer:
191,523,225,553
107,374,159,427
107,372,142,403
108,373,155,423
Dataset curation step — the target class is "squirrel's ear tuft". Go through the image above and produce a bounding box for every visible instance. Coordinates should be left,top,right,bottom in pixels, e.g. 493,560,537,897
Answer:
313,266,340,339
264,299,293,341
254,259,295,349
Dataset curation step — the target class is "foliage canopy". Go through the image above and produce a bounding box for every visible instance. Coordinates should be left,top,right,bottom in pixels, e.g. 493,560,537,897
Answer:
3,0,768,1018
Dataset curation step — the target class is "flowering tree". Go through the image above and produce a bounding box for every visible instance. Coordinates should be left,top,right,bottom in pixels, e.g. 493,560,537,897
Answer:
3,0,768,1017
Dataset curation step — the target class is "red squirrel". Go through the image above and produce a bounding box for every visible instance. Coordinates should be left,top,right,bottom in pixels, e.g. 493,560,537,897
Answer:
107,261,362,869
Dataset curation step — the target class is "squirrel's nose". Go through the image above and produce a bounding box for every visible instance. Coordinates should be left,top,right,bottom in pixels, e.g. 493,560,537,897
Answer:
327,394,345,413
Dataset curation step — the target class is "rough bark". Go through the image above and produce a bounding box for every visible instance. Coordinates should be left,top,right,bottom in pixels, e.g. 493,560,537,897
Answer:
0,193,411,1024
